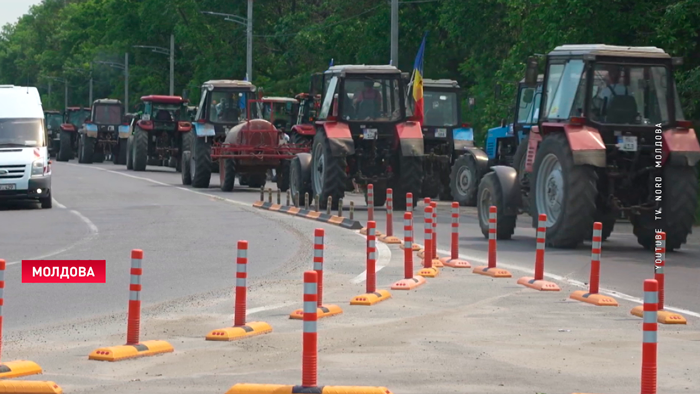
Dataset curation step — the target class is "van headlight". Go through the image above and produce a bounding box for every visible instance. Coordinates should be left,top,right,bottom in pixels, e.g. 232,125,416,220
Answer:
31,160,47,177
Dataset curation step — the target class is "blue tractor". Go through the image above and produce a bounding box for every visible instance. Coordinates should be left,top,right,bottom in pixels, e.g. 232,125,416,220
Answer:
450,76,542,206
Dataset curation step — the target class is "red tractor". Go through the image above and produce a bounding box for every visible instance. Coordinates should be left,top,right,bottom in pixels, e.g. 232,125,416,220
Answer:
181,98,310,191
125,95,192,172
56,106,91,161
288,91,321,146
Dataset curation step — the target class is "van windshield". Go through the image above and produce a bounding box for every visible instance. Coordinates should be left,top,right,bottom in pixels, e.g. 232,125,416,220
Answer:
0,118,45,147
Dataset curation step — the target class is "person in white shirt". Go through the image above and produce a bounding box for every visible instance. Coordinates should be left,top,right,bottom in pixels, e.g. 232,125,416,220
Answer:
596,66,629,110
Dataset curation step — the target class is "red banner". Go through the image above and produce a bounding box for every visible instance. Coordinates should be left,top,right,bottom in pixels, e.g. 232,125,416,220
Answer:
21,260,106,283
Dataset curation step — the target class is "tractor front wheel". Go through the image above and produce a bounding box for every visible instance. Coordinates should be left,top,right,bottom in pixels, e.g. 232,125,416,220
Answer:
57,131,73,162
450,154,479,206
114,138,127,165
393,153,422,210
133,127,149,171
221,159,236,192
311,130,346,210
191,136,212,188
79,134,94,164
530,133,597,248
126,135,134,170
477,172,517,240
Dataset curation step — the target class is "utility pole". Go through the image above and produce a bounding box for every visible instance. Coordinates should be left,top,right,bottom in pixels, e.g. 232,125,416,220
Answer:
64,81,68,112
124,52,129,112
169,34,175,95
391,0,398,68
247,0,253,82
89,64,93,104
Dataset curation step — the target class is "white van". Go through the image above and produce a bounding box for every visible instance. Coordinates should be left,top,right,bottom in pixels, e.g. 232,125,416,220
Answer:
0,85,52,208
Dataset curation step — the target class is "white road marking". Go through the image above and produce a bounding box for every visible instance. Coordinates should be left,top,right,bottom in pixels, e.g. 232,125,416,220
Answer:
7,198,99,266
246,302,294,315
432,246,700,319
349,230,391,284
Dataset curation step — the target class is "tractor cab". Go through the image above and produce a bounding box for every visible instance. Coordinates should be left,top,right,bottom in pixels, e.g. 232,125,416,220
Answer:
137,95,191,133
260,96,299,133
484,75,543,163
421,79,473,146
44,110,63,156
87,99,125,129
192,80,257,142
62,106,91,132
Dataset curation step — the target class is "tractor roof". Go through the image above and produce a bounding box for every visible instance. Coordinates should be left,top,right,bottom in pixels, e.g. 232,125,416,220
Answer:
140,95,189,104
549,44,670,59
423,79,460,89
44,110,61,114
93,98,122,105
325,64,402,76
261,96,299,103
202,80,256,90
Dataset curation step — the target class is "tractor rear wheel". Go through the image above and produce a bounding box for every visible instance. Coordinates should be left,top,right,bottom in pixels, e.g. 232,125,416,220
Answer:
247,174,267,189
276,160,291,192
530,133,597,248
181,151,192,185
512,134,531,215
450,154,479,206
57,131,73,162
114,139,127,165
393,153,422,210
221,159,236,192
290,155,313,206
311,130,346,210
126,135,134,170
632,165,698,251
477,172,517,239
80,134,94,164
191,136,212,188
133,127,149,171
364,185,387,207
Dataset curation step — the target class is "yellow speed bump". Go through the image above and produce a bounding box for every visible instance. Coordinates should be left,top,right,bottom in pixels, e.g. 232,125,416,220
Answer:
517,276,561,291
391,276,426,290
630,305,686,324
416,267,439,278
569,291,618,306
88,340,174,361
206,322,273,341
0,360,42,379
289,305,343,320
350,290,391,306
472,266,512,278
399,242,422,252
0,380,62,393
225,384,393,394
377,234,401,244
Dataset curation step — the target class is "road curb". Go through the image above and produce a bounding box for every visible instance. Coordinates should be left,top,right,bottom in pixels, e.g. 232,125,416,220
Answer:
252,201,363,230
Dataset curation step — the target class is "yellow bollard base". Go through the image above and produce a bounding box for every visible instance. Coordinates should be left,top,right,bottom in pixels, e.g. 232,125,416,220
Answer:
0,380,62,393
440,257,471,268
206,321,273,341
350,290,392,306
517,276,561,291
378,235,401,244
88,340,174,361
416,267,439,278
472,266,512,278
390,276,427,290
569,291,618,306
0,360,42,379
225,383,394,394
430,258,443,268
630,305,687,324
400,242,422,252
360,228,383,237
289,305,343,320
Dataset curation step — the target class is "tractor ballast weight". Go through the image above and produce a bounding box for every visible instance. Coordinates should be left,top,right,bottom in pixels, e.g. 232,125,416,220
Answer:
478,44,700,251
291,64,424,211
126,95,191,172
78,99,129,165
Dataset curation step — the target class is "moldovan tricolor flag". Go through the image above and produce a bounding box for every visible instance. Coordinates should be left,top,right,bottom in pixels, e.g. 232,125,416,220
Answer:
412,32,428,125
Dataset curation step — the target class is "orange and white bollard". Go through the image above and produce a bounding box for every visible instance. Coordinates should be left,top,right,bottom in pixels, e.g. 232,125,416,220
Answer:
472,206,511,277
416,206,439,278
517,214,559,290
379,189,401,243
569,223,618,306
400,193,422,252
630,231,685,323
641,279,658,394
351,221,391,305
290,229,342,319
206,241,272,340
429,202,443,267
89,250,174,360
361,184,378,235
302,271,319,388
391,212,427,290
416,198,431,259
440,202,471,268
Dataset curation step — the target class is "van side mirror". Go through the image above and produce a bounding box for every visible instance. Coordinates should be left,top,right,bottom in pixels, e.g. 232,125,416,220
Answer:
522,89,534,104
525,56,539,87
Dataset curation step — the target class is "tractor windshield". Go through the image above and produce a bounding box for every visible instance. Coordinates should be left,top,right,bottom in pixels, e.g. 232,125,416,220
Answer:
45,114,63,130
151,103,181,122
545,59,584,120
262,101,296,130
207,90,254,123
588,63,673,125
341,76,403,122
423,91,458,127
93,104,122,125
69,110,89,126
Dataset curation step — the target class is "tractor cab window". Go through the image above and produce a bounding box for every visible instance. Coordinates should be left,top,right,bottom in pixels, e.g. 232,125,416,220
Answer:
589,64,671,125
94,105,122,124
46,114,62,129
152,103,180,122
546,59,584,120
68,110,87,126
423,91,458,127
208,90,252,123
517,86,541,124
341,76,403,122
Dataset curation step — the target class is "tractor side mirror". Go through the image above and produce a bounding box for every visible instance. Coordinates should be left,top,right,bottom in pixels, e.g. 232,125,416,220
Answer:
524,56,539,87
522,88,534,104
494,83,502,99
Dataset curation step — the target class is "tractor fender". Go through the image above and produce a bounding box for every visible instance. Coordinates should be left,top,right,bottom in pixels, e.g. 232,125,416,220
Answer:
193,121,216,137
485,125,512,159
663,128,700,166
490,165,522,216
322,122,355,157
561,124,606,167
395,121,424,157
452,127,475,152
85,123,98,138
460,147,490,179
291,124,315,136
118,125,131,139
60,124,76,132
296,152,312,176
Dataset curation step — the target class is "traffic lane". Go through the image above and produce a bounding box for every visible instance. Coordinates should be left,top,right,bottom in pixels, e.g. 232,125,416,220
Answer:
0,197,87,265
3,161,306,332
341,195,700,313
